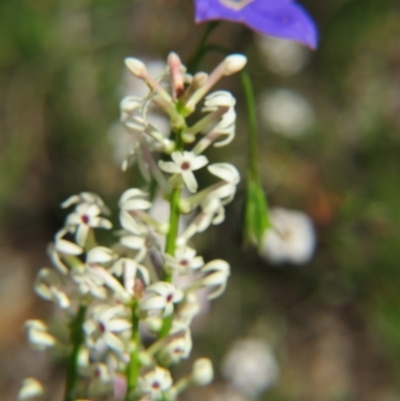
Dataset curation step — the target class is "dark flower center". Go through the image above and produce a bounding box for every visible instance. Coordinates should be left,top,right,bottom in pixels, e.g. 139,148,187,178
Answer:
99,322,106,333
181,161,190,170
180,259,189,268
166,293,173,302
152,381,161,389
81,215,90,224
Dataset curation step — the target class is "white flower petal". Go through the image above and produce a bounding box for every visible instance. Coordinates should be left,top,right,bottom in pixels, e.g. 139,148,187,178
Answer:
54,238,83,255
182,170,198,193
76,224,90,247
28,329,55,348
87,247,114,264
158,160,181,174
190,155,208,170
107,319,132,332
103,332,126,353
120,235,145,250
207,163,240,184
140,296,166,312
18,378,44,400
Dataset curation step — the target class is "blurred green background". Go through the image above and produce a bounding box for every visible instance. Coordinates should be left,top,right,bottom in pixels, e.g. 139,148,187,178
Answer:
2,0,400,400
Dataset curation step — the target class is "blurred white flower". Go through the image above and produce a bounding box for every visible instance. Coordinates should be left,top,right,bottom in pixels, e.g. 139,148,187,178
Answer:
192,358,213,386
18,378,44,400
109,59,170,167
261,207,316,265
260,89,315,138
257,36,309,76
25,320,56,350
139,282,183,317
139,366,172,400
221,339,279,398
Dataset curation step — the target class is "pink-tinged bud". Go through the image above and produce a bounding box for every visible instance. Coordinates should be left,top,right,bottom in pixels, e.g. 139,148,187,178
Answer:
222,54,247,75
168,52,185,98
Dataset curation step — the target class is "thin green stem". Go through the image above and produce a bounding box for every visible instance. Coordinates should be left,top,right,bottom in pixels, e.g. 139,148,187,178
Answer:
187,22,220,73
163,129,184,283
125,302,140,401
240,68,259,181
159,128,184,338
64,305,86,401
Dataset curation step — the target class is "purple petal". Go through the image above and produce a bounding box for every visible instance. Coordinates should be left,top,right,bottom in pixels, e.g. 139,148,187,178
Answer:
194,0,318,49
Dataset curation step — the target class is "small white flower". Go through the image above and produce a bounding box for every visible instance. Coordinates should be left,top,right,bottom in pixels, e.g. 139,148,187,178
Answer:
187,259,230,300
139,366,173,400
261,207,316,265
65,202,112,247
24,320,55,350
71,266,108,300
119,231,160,263
111,257,150,296
18,378,44,400
174,292,201,325
84,305,131,355
221,339,279,397
47,229,83,275
61,192,110,213
158,321,192,365
139,282,183,317
119,188,152,211
159,151,208,193
79,358,113,398
119,189,167,236
34,268,70,309
178,196,226,245
202,91,236,147
164,246,204,274
54,229,83,256
90,265,131,302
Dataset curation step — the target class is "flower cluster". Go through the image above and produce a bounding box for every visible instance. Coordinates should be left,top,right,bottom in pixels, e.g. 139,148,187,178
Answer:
19,52,246,401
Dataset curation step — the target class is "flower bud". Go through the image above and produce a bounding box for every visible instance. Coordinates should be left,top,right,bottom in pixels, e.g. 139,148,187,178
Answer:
125,57,147,78
222,54,247,75
192,358,213,386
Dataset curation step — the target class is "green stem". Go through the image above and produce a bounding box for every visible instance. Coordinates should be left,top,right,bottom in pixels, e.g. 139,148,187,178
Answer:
64,305,86,401
187,22,220,73
159,129,184,338
125,302,140,401
240,68,259,181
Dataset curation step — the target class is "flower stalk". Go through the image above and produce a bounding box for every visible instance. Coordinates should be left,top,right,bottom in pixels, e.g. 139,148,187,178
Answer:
22,53,244,401
125,301,141,401
64,304,86,401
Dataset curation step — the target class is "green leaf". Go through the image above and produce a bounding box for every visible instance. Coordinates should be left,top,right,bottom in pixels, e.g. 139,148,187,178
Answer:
244,177,271,250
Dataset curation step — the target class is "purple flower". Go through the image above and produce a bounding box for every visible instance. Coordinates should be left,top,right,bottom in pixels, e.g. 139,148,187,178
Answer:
194,0,318,49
